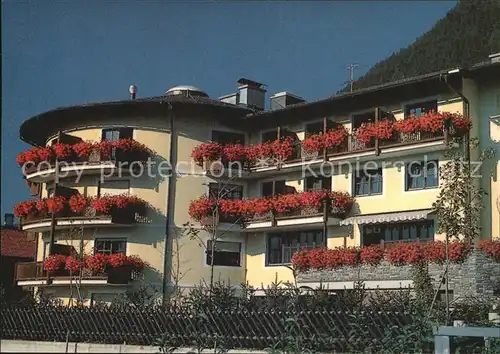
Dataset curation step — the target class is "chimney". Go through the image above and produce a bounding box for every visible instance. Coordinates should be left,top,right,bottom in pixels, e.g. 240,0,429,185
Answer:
270,92,305,111
4,213,14,228
489,52,500,64
236,78,266,111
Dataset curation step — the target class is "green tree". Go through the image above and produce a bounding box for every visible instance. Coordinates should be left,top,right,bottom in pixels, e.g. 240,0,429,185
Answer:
432,138,495,241
346,0,500,91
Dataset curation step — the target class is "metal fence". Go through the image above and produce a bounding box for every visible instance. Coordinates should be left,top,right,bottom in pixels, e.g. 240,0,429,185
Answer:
1,305,419,352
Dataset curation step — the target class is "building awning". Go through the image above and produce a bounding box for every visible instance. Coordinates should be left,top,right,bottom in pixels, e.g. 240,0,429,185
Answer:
339,209,434,226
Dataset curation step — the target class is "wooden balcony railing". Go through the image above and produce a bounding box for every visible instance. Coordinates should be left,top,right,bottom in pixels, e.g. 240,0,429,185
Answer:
246,204,344,226
15,262,135,285
23,144,150,176
20,206,140,228
260,130,445,165
15,262,46,281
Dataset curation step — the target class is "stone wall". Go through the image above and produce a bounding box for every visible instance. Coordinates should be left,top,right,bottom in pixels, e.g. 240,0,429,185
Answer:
296,249,500,299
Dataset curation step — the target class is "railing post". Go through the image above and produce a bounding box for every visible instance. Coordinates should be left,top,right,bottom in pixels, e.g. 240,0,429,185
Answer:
434,334,450,354
374,107,381,156
271,211,277,227
380,239,385,251
322,198,328,243
323,117,328,162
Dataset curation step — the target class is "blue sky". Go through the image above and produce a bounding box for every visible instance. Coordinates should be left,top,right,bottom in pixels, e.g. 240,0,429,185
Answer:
1,1,456,217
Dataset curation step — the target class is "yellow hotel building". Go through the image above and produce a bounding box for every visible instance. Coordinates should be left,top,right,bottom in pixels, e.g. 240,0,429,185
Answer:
13,54,500,304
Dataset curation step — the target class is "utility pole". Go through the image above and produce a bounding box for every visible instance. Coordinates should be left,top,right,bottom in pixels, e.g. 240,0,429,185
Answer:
346,63,358,93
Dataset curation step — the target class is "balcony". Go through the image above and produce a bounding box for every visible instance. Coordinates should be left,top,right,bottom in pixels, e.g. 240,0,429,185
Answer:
14,195,148,232
18,138,152,183
193,112,470,179
15,261,137,287
189,190,355,231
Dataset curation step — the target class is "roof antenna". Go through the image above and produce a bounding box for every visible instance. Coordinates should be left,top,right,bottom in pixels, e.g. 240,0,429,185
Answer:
129,85,137,100
346,64,358,92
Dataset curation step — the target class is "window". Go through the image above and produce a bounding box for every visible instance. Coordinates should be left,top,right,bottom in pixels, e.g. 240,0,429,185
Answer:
267,230,324,265
305,120,337,137
261,130,277,143
94,239,126,255
206,240,241,267
405,160,439,190
43,241,50,261
405,100,437,118
209,183,243,201
353,168,383,196
98,180,130,197
352,112,375,130
101,128,134,141
211,131,245,145
262,180,286,197
305,121,323,137
362,220,434,246
305,176,332,191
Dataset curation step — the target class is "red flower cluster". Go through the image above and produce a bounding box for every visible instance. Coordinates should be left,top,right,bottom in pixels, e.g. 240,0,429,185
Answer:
65,256,84,273
14,194,147,219
348,112,472,145
43,254,66,272
16,148,53,167
191,142,223,165
291,240,473,271
382,241,472,265
14,197,67,219
191,137,296,167
13,200,38,218
360,246,385,265
43,254,146,275
85,253,109,274
188,190,355,222
69,194,88,213
302,127,349,153
91,194,145,214
393,111,472,135
292,247,359,271
478,240,500,262
355,120,394,144
17,138,151,167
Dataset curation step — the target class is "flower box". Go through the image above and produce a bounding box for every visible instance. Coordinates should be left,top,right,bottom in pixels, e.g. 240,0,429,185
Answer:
106,266,133,284
15,194,148,225
188,190,355,225
17,139,152,171
292,240,472,271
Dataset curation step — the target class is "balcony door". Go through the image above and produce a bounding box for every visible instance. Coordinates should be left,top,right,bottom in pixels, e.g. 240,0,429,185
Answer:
212,131,245,145
102,128,134,160
352,112,376,130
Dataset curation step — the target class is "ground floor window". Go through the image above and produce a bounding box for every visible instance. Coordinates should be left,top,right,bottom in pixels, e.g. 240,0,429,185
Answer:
267,230,325,266
206,240,241,267
362,220,434,246
94,239,127,255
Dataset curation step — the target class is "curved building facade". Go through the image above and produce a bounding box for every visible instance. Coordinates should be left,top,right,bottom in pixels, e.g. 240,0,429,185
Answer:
15,88,251,304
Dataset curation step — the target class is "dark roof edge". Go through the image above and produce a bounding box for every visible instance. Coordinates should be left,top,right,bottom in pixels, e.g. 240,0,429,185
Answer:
250,59,500,118
19,95,253,146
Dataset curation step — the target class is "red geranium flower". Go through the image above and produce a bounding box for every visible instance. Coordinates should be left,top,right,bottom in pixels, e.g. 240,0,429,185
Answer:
43,254,66,273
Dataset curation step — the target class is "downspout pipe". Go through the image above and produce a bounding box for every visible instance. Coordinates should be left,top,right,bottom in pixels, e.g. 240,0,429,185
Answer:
162,102,176,303
441,73,472,237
